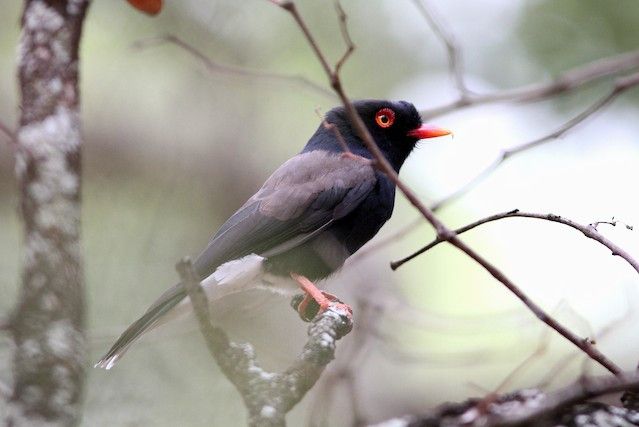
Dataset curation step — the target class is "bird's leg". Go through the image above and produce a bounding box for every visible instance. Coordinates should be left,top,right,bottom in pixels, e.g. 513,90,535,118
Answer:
290,272,353,322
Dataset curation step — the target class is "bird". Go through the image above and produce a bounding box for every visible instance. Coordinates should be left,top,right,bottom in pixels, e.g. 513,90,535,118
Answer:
95,99,451,369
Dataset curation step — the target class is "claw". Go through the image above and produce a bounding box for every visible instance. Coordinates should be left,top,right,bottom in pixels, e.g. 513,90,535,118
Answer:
290,273,353,321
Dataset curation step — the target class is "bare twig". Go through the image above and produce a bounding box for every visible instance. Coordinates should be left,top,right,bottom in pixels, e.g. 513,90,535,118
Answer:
177,257,353,427
511,72,639,154
324,120,352,154
316,107,352,154
422,48,639,119
350,71,639,260
431,72,639,211
412,0,469,96
269,0,623,376
333,0,355,75
391,209,639,275
132,34,336,100
590,216,634,231
495,330,553,394
536,291,634,389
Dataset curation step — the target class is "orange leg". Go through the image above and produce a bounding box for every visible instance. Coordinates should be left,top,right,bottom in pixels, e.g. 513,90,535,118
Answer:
290,272,353,321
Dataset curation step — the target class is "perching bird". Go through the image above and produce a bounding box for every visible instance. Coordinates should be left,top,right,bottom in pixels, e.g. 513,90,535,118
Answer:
95,100,450,369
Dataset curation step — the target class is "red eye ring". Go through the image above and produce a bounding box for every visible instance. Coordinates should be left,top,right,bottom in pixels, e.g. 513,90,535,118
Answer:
375,108,395,128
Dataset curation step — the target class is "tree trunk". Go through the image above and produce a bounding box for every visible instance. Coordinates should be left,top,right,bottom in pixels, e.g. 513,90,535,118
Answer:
5,1,90,425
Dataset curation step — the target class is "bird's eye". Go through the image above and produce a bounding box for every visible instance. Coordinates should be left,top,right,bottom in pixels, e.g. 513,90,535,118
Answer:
375,108,395,128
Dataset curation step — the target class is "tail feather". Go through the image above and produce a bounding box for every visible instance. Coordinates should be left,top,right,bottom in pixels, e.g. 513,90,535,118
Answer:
94,286,186,370
95,254,269,369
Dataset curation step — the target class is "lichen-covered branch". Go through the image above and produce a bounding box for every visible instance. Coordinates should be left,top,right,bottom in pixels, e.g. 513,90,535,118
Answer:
3,0,90,425
176,258,353,427
369,373,639,427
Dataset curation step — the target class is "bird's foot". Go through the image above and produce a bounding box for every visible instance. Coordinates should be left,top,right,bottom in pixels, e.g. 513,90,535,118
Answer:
290,272,353,322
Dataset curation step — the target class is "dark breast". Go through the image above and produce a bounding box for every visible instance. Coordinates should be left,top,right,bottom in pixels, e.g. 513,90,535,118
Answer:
329,173,395,253
265,174,395,280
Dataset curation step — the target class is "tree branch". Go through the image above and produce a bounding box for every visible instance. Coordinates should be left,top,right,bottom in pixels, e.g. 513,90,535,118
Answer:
132,34,336,100
333,0,355,75
494,373,639,427
387,208,639,378
177,257,353,427
422,48,639,119
374,373,639,427
268,0,623,377
412,0,469,97
353,70,639,262
430,71,639,212
391,209,639,275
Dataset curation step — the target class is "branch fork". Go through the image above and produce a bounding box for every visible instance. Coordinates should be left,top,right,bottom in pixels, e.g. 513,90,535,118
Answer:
177,258,352,426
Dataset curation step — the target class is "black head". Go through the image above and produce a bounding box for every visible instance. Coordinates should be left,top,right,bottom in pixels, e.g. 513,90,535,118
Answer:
304,100,450,171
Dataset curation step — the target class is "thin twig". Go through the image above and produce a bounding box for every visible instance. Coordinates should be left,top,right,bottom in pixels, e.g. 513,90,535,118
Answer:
537,297,634,390
412,0,469,96
333,0,355,75
392,209,639,275
348,72,639,261
422,48,639,119
431,72,639,211
132,34,336,100
590,216,634,231
269,0,623,376
495,330,553,394
316,107,352,154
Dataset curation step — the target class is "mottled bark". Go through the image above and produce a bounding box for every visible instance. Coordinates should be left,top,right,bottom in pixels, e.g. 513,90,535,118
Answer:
177,259,353,427
4,1,90,426
369,375,639,427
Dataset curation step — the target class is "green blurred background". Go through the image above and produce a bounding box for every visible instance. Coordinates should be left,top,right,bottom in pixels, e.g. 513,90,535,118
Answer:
1,0,638,425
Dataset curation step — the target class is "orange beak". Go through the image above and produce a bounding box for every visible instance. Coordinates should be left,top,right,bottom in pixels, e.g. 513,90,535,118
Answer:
407,124,452,140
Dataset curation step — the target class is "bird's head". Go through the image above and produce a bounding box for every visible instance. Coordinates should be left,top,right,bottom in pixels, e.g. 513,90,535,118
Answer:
308,100,451,170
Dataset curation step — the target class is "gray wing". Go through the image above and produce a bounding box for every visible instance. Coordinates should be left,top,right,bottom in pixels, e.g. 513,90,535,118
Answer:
95,150,375,369
193,150,376,276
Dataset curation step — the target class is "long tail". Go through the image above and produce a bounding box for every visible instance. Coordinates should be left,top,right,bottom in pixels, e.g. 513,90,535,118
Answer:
95,254,268,370
94,284,186,370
